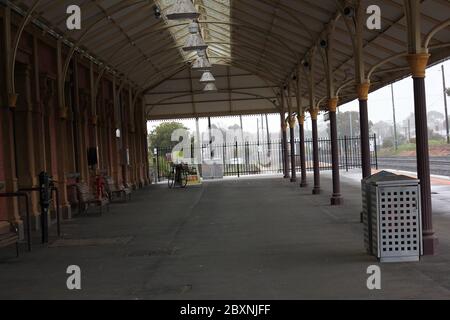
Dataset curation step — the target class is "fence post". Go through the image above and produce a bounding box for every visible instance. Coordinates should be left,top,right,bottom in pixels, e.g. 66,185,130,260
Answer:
344,136,349,172
235,141,240,178
223,143,226,168
156,148,160,182
278,139,282,173
373,133,378,170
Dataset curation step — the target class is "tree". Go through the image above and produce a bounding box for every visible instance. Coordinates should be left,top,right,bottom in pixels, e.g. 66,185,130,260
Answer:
149,122,188,150
211,123,228,138
228,124,241,131
427,110,444,133
382,137,394,148
337,111,360,137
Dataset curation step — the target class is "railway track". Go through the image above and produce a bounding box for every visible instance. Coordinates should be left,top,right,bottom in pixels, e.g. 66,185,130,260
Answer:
377,156,450,177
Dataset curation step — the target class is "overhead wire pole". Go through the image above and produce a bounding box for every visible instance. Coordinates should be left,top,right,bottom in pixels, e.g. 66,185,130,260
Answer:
442,65,449,144
391,83,398,150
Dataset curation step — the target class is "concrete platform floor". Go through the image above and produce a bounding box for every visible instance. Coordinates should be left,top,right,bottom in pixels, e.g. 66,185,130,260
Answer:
2,171,450,299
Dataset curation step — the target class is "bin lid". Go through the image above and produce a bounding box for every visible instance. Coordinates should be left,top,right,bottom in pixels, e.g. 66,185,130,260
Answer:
363,170,419,185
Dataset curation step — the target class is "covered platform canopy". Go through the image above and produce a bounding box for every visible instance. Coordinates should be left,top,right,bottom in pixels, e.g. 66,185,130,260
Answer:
8,0,450,119
0,0,449,257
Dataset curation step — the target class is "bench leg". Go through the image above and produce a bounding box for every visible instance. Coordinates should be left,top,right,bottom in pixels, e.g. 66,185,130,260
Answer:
16,241,19,258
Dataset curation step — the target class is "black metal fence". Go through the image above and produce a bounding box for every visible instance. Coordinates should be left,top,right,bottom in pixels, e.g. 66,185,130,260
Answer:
153,134,378,181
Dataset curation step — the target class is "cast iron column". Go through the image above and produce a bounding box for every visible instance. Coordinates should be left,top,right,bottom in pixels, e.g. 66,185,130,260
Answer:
329,98,342,205
357,82,371,179
310,109,320,194
289,116,297,182
281,120,289,179
297,114,308,187
208,117,213,159
407,53,437,255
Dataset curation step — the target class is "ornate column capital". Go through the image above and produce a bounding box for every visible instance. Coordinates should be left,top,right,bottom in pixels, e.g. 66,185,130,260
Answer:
356,82,370,101
328,97,338,113
406,53,430,78
297,114,305,125
309,108,319,120
288,116,296,128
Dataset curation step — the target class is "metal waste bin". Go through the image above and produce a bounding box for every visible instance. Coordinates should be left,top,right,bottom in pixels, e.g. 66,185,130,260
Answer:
362,171,423,262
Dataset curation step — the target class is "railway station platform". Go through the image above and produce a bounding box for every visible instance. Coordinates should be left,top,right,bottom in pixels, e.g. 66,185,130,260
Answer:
2,172,450,299
1,0,450,301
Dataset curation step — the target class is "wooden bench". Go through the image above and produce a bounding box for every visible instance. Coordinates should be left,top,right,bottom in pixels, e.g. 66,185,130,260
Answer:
75,182,109,215
0,221,19,257
104,177,131,202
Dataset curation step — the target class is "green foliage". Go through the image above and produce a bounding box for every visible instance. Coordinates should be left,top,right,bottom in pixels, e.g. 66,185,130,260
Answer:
429,128,444,140
148,122,188,150
158,156,172,178
396,143,417,153
382,137,394,148
337,111,360,137
336,111,374,137
379,139,447,156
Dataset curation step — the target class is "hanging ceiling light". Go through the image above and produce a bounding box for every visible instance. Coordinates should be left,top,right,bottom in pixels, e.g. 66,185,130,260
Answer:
153,5,161,19
183,22,208,52
192,54,212,71
165,0,199,20
200,71,215,83
203,83,218,92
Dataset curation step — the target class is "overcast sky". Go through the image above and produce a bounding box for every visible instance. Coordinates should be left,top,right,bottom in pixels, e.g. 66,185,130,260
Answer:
148,59,450,136
340,59,450,123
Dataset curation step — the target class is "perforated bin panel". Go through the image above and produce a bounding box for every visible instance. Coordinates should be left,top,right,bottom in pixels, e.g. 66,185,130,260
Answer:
362,182,378,255
362,180,371,254
377,185,422,262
